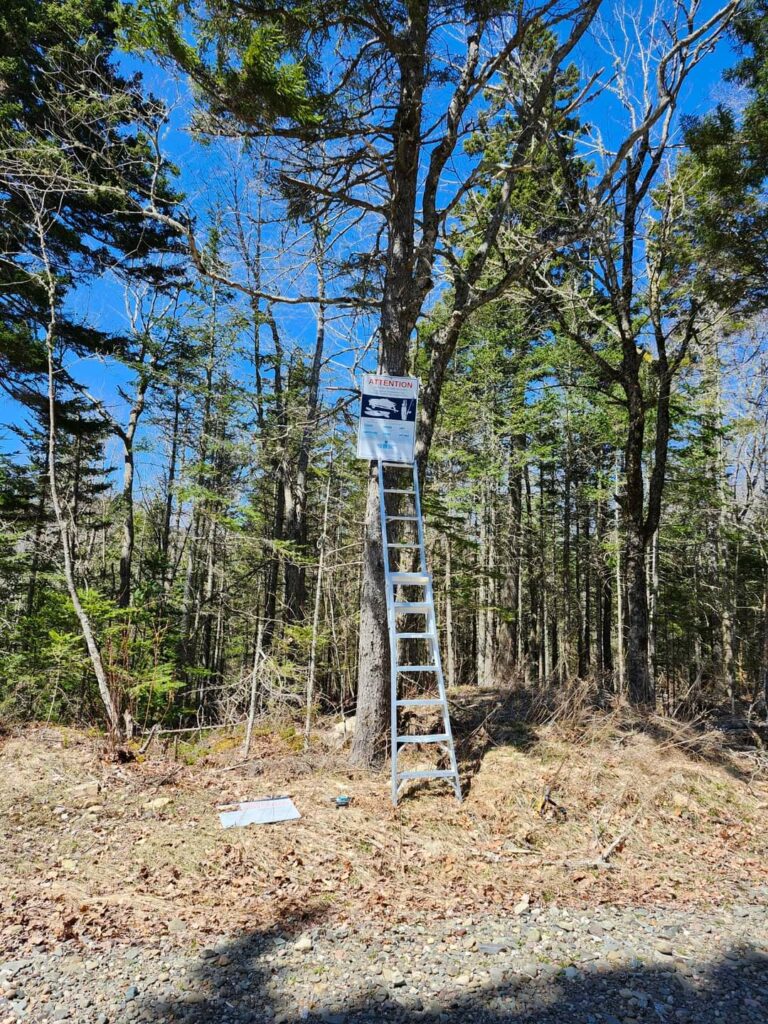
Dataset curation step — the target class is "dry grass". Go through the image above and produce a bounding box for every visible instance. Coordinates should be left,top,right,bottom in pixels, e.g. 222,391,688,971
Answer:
1,692,767,954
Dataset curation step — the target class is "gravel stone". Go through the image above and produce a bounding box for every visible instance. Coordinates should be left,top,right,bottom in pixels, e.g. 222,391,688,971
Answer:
1,899,766,1023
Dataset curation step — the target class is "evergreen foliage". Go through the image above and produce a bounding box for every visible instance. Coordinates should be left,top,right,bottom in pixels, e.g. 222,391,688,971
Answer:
0,0,766,736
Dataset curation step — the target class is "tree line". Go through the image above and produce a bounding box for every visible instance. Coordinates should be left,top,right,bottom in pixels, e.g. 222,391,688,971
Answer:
1,0,767,764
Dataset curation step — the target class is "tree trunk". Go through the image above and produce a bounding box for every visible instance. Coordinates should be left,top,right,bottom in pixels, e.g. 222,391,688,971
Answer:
284,234,326,624
351,10,428,767
351,464,391,765
26,461,48,617
262,471,285,651
305,462,332,745
442,531,456,689
647,528,659,678
117,373,149,609
46,333,120,734
582,501,592,676
614,455,625,695
477,482,488,686
596,483,613,676
625,521,653,706
760,575,768,711
161,383,181,591
622,378,655,707
118,443,135,608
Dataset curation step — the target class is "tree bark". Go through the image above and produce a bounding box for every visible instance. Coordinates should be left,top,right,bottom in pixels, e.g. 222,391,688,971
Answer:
284,230,327,624
622,380,655,706
118,374,150,610
351,463,392,765
305,462,332,745
625,520,653,705
352,9,428,767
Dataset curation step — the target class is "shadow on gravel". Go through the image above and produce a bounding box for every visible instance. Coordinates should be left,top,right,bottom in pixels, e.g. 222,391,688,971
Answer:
137,926,768,1024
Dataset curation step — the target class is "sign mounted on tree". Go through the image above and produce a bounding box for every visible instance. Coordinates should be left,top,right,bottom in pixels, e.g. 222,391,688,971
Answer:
356,374,419,463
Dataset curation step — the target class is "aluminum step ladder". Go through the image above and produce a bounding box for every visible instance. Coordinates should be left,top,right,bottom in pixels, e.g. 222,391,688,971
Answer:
378,460,462,806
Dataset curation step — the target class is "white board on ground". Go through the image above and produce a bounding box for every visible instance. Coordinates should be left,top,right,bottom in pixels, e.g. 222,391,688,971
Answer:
218,796,300,829
356,374,419,463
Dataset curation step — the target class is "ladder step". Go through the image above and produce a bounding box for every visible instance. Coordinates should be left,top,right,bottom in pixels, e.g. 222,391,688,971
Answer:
397,734,448,744
378,457,462,808
398,770,456,781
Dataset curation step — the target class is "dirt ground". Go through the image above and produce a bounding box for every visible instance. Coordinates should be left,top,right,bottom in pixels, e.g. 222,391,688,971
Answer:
2,688,767,956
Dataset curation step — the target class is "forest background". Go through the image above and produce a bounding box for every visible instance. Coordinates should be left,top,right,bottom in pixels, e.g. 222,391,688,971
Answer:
2,0,768,767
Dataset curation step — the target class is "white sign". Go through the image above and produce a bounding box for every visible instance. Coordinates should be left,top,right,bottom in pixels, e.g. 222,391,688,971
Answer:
356,374,419,463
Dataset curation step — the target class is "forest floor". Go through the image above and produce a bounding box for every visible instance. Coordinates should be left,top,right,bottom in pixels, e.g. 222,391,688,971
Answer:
2,687,768,1023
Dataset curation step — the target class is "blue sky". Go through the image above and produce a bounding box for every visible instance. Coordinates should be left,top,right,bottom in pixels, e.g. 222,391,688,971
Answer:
0,2,744,490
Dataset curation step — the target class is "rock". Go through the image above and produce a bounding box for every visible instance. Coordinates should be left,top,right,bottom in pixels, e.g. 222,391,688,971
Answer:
514,893,531,916
588,922,605,938
563,966,580,980
294,935,313,953
656,941,674,956
71,781,100,800
453,974,470,986
52,1009,70,1021
525,928,541,944
331,717,356,743
143,797,172,811
61,859,77,873
478,944,507,955
167,919,186,935
0,960,29,981
383,969,405,988
125,985,139,1001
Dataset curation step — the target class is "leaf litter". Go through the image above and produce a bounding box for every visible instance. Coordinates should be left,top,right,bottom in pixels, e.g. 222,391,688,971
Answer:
1,701,767,955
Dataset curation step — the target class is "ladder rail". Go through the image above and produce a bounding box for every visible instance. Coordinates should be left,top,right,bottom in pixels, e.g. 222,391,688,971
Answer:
410,461,461,800
378,459,461,806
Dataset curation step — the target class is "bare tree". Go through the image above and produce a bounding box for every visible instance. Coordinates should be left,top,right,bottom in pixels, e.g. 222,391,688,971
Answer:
31,194,121,734
525,0,740,704
82,284,185,609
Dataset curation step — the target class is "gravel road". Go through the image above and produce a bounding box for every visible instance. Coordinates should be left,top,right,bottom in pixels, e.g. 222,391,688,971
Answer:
2,898,768,1024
